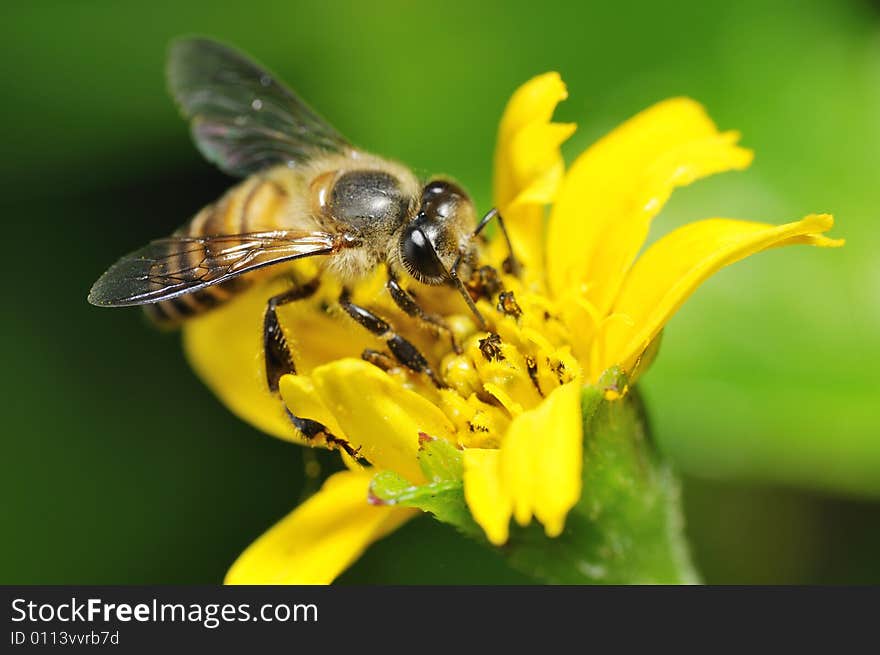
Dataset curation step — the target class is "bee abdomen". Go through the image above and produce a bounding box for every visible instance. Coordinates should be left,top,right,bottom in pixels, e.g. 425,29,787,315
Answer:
145,176,291,327
185,176,290,238
143,278,251,327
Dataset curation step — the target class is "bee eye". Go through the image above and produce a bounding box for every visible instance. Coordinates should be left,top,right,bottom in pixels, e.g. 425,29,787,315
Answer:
400,224,448,285
420,180,465,219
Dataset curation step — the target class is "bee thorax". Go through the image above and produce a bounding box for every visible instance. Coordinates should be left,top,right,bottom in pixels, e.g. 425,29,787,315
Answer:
323,247,385,283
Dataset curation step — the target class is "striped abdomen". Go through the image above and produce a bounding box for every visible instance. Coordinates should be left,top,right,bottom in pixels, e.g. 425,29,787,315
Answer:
144,174,292,325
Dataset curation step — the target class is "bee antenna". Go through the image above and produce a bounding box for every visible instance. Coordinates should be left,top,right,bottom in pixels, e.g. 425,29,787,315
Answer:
445,206,520,332
472,208,520,277
448,254,488,331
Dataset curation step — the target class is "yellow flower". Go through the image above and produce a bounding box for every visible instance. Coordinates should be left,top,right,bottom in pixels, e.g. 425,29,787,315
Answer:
184,73,842,584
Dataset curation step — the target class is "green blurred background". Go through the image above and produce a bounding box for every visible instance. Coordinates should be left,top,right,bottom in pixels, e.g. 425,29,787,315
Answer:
2,0,878,584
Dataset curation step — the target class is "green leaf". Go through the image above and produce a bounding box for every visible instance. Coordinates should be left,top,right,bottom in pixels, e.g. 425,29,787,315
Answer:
369,471,482,539
417,435,464,482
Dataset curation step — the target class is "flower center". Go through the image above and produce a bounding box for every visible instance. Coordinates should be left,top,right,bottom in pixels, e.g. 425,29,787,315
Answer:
431,269,580,448
272,251,582,455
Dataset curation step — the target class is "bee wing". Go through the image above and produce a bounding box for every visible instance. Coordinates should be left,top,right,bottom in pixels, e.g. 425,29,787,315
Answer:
88,230,338,307
168,37,352,177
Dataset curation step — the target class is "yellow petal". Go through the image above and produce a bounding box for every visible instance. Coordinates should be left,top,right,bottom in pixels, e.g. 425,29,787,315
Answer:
279,374,347,440
496,72,568,151
547,98,753,318
506,379,583,536
225,470,415,585
597,214,844,379
462,448,512,545
279,374,361,469
493,72,575,272
183,279,300,442
182,270,378,444
504,122,577,209
463,379,583,544
309,359,455,483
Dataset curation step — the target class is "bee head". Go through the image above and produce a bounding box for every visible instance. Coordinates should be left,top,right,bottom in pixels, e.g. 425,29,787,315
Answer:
399,180,476,285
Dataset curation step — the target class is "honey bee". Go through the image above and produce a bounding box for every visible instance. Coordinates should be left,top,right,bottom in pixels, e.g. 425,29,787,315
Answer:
88,37,517,394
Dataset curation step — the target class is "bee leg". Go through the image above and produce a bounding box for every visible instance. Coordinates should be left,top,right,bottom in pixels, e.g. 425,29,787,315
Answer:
339,289,444,388
285,409,361,460
361,348,397,372
264,278,321,392
386,273,461,354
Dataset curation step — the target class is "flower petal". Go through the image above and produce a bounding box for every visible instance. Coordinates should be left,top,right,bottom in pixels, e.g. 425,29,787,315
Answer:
308,359,455,483
225,470,415,585
463,379,583,545
279,374,346,439
462,448,511,545
507,379,583,537
597,214,844,379
493,72,575,271
182,269,378,444
547,98,753,316
279,374,363,469
183,279,301,442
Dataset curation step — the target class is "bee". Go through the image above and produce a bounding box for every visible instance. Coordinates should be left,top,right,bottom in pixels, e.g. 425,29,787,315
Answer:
88,37,518,393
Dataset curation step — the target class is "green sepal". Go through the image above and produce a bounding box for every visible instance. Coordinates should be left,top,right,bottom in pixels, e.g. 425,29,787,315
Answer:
416,434,464,482
369,436,479,536
369,470,482,539
368,433,477,533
